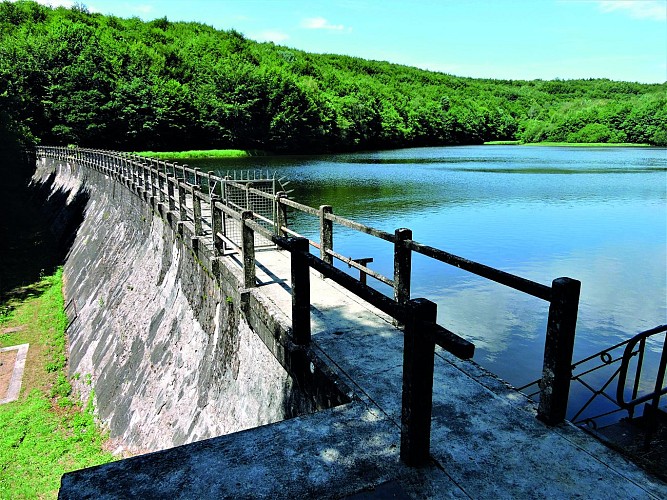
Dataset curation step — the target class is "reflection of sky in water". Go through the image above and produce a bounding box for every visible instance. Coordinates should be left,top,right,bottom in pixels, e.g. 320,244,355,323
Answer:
194,146,667,408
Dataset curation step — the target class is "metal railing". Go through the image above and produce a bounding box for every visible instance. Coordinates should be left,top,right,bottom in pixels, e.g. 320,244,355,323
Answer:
519,325,667,436
39,145,582,465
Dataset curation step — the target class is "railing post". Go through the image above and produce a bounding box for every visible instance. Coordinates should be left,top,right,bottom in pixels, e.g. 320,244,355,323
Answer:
276,191,288,236
538,277,581,425
291,237,311,345
245,182,252,211
211,196,223,257
401,298,437,466
394,228,412,328
193,186,203,236
394,228,412,305
319,205,333,271
177,180,187,221
207,170,215,198
150,161,157,198
241,210,256,289
167,176,176,211
142,159,149,191
157,161,165,203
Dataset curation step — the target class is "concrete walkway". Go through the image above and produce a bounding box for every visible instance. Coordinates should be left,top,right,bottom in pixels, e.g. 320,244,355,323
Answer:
60,249,666,499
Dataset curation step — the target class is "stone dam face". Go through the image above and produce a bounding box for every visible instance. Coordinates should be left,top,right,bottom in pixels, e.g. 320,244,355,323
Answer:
33,157,347,454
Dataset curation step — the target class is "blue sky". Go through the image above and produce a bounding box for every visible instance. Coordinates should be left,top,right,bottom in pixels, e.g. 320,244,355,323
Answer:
25,0,667,83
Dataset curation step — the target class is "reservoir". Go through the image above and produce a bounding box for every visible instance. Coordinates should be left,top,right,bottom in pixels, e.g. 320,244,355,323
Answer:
189,145,667,417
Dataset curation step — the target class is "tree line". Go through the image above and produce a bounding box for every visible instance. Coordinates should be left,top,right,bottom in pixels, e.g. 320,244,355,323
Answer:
1,0,666,154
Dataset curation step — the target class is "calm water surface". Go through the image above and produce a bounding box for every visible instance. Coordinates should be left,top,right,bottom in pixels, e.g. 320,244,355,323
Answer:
191,146,667,416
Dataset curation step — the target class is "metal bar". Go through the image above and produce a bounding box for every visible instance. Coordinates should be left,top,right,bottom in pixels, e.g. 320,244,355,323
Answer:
630,338,646,418
616,325,667,408
572,337,635,368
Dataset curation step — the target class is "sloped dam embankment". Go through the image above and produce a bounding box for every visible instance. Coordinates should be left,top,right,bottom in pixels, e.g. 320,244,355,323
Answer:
33,156,347,454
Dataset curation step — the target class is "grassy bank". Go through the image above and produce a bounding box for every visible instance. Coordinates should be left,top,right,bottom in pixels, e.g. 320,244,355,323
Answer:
525,141,652,147
135,149,253,160
484,141,653,147
0,270,114,499
484,140,522,145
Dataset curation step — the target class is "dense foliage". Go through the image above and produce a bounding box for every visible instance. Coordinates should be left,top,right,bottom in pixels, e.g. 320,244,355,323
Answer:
1,0,666,152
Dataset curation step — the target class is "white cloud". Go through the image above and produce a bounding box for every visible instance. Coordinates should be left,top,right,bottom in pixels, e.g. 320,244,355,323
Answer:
301,17,348,31
597,0,667,20
252,30,290,43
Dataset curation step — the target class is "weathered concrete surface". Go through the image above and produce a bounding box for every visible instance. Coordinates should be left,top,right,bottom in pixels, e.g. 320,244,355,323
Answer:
61,247,667,498
0,343,29,404
33,158,333,454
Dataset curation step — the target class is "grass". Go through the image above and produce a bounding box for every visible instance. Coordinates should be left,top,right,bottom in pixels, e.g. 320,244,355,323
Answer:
484,140,522,145
0,269,114,499
484,140,653,147
135,149,253,160
525,141,652,147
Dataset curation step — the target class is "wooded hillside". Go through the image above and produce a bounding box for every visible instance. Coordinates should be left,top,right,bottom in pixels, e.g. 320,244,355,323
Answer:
1,0,665,153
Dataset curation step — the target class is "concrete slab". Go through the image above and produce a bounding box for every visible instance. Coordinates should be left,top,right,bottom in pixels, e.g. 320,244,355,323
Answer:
60,249,667,498
0,343,29,404
250,249,667,498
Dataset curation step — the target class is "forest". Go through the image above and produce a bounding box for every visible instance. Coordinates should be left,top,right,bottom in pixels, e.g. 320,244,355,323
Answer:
1,0,666,154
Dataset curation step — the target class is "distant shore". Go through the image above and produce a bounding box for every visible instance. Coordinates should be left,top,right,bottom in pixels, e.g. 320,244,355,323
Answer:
484,141,652,147
134,142,658,161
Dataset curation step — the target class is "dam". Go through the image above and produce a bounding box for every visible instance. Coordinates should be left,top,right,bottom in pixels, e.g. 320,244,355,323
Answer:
28,147,664,498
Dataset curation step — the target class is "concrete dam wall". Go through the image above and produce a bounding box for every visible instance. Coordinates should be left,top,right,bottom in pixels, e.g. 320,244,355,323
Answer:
33,156,347,454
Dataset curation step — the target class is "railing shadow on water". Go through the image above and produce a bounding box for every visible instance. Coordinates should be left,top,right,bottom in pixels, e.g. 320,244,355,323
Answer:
39,145,588,466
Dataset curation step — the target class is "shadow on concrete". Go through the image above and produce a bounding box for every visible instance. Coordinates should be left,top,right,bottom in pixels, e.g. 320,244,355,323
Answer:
0,151,88,304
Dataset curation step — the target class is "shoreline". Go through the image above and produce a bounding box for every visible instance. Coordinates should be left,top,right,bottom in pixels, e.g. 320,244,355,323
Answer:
484,141,653,147
135,141,658,161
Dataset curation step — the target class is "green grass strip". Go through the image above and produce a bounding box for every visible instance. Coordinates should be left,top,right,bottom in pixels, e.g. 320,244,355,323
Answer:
483,140,522,145
135,149,252,160
525,141,652,147
0,270,114,499
484,141,652,147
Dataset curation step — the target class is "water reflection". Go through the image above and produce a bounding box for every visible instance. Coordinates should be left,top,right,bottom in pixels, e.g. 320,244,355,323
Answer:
188,146,667,398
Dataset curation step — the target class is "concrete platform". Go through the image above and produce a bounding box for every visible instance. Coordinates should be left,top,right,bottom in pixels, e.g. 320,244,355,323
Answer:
60,249,667,499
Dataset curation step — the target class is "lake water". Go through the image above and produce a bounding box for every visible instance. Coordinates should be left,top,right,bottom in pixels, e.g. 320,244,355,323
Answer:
189,145,667,419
